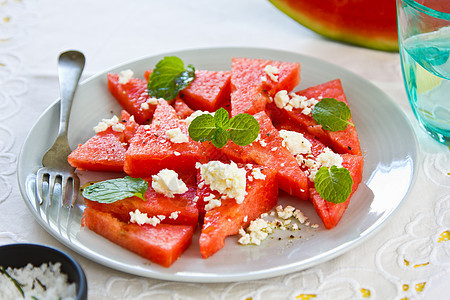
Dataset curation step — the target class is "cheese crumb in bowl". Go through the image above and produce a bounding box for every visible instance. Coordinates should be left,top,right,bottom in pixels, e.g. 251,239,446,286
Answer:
0,243,87,300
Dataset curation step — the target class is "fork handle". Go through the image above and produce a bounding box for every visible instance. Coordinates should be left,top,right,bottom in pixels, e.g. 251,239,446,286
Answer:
57,51,86,139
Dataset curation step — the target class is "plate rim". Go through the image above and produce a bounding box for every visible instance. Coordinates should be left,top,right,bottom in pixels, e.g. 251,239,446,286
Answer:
17,46,419,283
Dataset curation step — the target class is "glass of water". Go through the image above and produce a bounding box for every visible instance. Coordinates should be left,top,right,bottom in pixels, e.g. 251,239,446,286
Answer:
397,0,450,145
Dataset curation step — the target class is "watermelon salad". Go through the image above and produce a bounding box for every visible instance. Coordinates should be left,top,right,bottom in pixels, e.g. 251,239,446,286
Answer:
68,56,364,267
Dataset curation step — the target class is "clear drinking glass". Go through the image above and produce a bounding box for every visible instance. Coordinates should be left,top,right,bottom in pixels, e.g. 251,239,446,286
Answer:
397,0,450,145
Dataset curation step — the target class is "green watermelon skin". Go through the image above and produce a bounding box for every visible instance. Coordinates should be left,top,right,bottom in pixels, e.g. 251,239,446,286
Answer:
82,207,194,267
268,0,398,51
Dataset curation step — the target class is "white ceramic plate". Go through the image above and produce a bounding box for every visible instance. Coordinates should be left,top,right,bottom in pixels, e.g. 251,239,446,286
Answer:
17,47,418,283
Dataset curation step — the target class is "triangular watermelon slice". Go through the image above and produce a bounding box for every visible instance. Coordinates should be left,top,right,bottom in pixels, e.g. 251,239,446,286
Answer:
68,127,126,172
84,172,199,226
124,100,205,177
230,57,300,116
221,111,309,201
107,73,155,124
268,79,362,155
197,163,278,258
82,207,194,267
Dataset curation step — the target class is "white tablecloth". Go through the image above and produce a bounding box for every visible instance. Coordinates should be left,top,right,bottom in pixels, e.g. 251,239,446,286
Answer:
1,0,449,299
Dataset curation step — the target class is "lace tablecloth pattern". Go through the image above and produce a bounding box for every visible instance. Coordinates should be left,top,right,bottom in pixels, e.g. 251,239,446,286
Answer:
1,1,449,299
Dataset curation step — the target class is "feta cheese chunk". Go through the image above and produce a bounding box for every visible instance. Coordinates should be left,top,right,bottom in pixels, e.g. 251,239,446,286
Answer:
264,65,279,82
152,169,188,198
118,69,134,84
279,130,312,156
93,115,125,133
196,161,247,204
129,209,161,226
165,127,189,143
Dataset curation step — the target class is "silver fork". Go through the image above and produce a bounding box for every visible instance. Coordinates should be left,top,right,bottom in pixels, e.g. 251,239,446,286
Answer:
36,50,85,209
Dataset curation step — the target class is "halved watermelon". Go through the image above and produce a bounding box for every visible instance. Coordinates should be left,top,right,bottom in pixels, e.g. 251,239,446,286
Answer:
197,163,278,258
124,100,205,177
230,57,300,116
82,207,194,267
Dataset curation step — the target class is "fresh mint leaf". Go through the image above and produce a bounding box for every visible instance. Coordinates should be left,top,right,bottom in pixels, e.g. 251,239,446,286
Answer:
82,176,148,203
229,113,260,146
314,166,353,204
147,56,195,100
214,107,230,130
212,127,230,148
312,98,353,131
188,113,216,142
188,109,260,148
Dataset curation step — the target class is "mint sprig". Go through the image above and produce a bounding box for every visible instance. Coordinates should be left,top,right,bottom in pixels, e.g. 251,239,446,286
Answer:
188,107,260,148
312,98,354,131
314,166,353,204
147,56,195,100
82,176,148,203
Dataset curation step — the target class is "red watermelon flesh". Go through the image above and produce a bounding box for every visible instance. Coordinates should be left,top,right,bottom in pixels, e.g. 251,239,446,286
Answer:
179,70,231,112
270,79,362,155
84,172,199,226
221,111,309,201
173,98,194,119
124,100,205,177
120,110,139,143
197,163,278,258
145,69,231,112
275,123,364,228
310,154,364,229
68,127,126,172
82,207,194,267
230,57,300,116
107,73,155,124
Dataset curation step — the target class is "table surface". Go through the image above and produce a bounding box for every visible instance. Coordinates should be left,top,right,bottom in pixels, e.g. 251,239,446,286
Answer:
1,0,449,299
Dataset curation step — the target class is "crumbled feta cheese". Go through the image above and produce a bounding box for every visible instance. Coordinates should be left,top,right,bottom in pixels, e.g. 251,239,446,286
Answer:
140,97,159,110
274,90,290,109
238,218,275,245
251,167,266,181
118,69,134,84
259,139,267,147
276,205,296,219
174,151,181,156
151,169,188,198
129,209,160,226
182,110,215,127
93,115,124,133
157,215,166,221
243,215,248,222
264,65,279,82
192,196,199,203
169,211,180,220
273,90,319,115
204,194,222,211
279,130,312,156
196,161,247,204
165,127,189,143
317,148,343,168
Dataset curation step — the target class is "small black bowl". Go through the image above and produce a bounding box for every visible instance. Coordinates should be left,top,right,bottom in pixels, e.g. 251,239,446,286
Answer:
0,243,87,300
